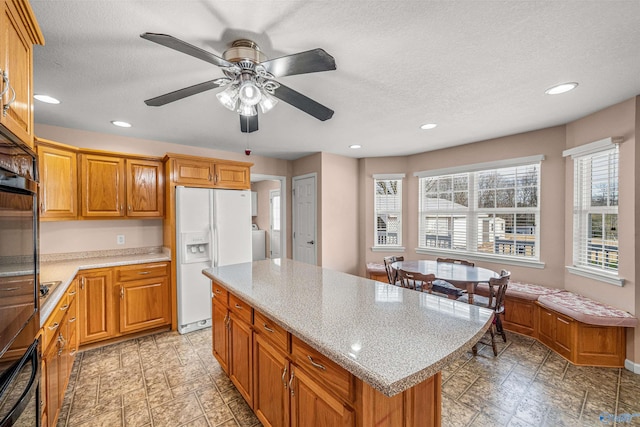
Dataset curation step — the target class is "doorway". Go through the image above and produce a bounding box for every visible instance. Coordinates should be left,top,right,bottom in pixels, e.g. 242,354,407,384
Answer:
292,173,317,265
250,174,287,259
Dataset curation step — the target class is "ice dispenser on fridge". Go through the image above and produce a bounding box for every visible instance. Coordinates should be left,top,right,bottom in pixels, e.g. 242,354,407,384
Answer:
181,231,211,264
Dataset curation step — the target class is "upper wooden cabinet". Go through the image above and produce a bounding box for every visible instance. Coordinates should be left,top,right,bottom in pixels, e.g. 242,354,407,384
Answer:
0,0,44,148
126,158,164,217
37,139,78,220
79,152,164,219
166,153,252,190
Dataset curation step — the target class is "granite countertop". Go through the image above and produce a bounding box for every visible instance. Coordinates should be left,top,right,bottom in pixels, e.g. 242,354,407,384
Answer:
39,248,171,327
203,258,494,397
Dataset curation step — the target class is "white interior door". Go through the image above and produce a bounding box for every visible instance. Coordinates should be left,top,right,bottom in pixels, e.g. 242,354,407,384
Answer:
269,189,281,258
293,174,317,265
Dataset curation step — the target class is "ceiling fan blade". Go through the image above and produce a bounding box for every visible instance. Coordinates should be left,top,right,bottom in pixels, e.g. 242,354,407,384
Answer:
140,32,234,68
261,48,336,78
145,79,223,106
272,83,334,121
240,114,258,133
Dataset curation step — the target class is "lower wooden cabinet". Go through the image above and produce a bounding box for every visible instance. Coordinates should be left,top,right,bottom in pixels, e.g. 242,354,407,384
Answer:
42,278,79,427
253,333,289,427
212,297,230,372
229,311,253,405
79,262,171,345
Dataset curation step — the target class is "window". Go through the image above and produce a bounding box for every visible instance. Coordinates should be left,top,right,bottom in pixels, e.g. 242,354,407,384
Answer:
571,145,619,273
417,157,541,261
373,174,404,248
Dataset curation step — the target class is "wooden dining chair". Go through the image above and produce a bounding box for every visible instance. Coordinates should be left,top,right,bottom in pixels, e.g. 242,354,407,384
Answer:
397,270,435,292
430,257,473,298
383,256,404,285
459,270,510,356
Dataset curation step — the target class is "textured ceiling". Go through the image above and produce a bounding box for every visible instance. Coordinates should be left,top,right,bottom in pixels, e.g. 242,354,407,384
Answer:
31,1,640,160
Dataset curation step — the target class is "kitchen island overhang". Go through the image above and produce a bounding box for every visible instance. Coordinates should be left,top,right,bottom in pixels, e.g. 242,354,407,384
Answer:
203,259,494,426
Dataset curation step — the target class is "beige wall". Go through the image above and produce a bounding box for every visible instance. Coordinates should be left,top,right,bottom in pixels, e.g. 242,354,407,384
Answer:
321,153,359,274
564,97,638,363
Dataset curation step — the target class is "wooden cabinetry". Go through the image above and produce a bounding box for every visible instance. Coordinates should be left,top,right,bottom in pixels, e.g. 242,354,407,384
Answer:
79,152,163,218
253,333,289,427
167,153,252,189
36,139,78,220
42,278,79,427
78,268,116,344
0,0,44,148
78,263,171,346
116,262,170,334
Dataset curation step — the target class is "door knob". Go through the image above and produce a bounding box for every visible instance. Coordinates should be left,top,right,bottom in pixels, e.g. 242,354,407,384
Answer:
307,240,314,244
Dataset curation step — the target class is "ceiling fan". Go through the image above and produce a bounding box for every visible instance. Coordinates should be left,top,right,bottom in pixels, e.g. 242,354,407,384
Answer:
140,33,336,133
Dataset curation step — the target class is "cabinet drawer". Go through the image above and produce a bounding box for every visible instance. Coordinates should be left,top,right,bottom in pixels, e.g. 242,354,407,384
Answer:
212,282,228,306
291,336,354,402
116,263,168,282
229,293,252,324
42,296,68,348
66,280,78,299
254,310,289,352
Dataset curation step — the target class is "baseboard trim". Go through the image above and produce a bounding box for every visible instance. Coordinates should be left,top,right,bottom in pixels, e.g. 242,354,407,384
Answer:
624,359,640,374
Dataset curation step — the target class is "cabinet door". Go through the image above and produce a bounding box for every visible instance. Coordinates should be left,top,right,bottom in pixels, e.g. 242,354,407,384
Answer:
126,158,164,217
0,0,36,146
253,333,289,427
229,311,253,406
118,276,170,334
38,144,78,220
79,154,126,217
172,157,214,185
290,366,354,427
78,269,116,344
43,338,60,427
214,163,250,189
212,299,229,372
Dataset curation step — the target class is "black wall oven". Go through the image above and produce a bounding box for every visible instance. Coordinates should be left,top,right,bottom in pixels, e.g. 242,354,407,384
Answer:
0,138,39,427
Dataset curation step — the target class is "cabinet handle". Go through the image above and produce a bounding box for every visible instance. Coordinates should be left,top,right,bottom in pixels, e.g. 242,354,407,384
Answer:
281,366,288,388
3,86,15,116
120,287,124,299
289,369,295,396
138,271,150,275
215,289,222,294
68,290,77,296
224,313,229,330
208,173,212,181
215,174,219,184
128,205,131,211
70,349,77,356
47,322,59,330
263,324,275,333
59,304,69,311
81,277,85,290
40,202,44,214
307,355,326,371
0,287,20,292
0,70,8,98
120,204,123,212
234,304,243,310
69,317,77,323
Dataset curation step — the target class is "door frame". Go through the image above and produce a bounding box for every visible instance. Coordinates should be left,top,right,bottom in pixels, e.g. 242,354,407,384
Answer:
251,174,287,259
269,188,281,258
292,173,317,265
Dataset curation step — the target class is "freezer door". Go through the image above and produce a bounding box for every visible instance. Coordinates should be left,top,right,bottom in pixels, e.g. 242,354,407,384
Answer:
212,190,253,266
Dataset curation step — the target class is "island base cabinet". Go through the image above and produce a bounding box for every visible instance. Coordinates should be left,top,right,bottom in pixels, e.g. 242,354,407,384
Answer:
290,366,355,427
212,298,229,372
253,333,289,427
229,312,253,406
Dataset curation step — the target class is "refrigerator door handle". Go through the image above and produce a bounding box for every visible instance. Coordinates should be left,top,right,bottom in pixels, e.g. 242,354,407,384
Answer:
210,224,217,267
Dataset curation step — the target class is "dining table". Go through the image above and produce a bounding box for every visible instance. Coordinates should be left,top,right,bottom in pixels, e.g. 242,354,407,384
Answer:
391,260,500,304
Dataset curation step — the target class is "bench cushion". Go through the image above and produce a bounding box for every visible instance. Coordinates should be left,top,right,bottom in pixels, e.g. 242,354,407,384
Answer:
537,291,638,328
476,281,562,301
366,262,386,274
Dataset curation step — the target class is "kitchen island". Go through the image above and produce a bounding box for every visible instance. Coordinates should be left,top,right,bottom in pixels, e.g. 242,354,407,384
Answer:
203,258,493,427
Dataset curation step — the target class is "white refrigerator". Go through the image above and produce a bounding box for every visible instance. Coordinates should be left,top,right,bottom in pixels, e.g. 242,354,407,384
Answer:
176,186,252,334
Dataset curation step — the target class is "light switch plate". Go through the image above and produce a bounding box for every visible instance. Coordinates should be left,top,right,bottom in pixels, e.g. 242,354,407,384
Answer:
117,235,125,245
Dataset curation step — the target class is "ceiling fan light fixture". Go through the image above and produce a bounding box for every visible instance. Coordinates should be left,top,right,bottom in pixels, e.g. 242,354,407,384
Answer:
237,103,257,117
238,81,262,106
216,85,239,111
258,91,278,114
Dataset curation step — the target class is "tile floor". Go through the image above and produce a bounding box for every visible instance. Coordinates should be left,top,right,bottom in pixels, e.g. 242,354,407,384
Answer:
56,328,640,427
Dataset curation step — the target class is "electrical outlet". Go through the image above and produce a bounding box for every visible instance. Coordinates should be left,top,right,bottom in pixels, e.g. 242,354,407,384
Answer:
116,235,125,245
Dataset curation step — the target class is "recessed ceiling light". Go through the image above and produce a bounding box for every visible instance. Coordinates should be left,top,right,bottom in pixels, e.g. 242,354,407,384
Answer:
111,120,132,128
34,94,60,104
545,82,578,95
420,123,437,130
349,144,362,149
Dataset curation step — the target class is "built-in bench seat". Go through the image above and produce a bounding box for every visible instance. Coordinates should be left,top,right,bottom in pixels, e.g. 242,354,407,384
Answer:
366,262,388,283
476,279,637,368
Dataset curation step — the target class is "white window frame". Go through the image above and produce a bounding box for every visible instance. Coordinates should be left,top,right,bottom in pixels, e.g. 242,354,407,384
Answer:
372,174,405,251
414,155,544,268
563,137,624,286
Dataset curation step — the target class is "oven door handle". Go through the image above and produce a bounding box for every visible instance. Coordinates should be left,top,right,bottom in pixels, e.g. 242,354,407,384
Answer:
0,340,40,427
